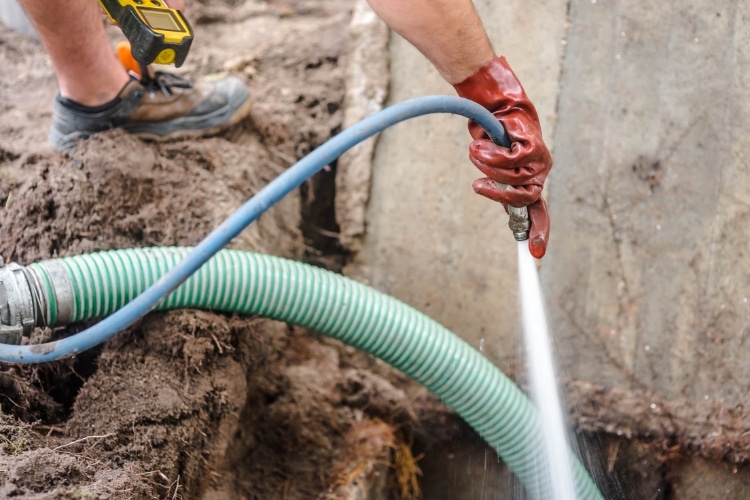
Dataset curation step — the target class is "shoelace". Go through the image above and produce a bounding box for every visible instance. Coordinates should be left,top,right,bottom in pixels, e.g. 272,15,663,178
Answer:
139,69,193,99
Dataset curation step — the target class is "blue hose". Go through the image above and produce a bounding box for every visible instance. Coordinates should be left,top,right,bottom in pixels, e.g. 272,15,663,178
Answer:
0,96,509,363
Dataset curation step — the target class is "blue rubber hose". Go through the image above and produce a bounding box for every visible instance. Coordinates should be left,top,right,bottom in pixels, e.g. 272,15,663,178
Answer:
0,96,509,364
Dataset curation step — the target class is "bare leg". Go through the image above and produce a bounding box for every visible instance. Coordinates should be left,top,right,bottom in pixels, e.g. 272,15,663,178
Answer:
19,0,129,106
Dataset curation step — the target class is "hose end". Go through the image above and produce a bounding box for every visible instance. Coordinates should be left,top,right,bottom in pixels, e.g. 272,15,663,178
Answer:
0,262,37,345
508,205,530,241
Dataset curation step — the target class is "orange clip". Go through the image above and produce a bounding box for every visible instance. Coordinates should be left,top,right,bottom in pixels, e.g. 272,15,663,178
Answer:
116,40,142,78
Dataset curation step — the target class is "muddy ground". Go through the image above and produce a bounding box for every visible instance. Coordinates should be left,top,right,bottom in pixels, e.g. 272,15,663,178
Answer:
1,1,745,499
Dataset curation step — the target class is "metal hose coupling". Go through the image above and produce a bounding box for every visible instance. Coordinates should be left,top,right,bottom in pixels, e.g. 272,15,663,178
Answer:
0,262,38,345
490,183,530,241
508,205,530,241
0,259,73,345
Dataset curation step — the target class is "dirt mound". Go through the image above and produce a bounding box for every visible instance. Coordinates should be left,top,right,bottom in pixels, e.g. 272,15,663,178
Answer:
1,308,458,498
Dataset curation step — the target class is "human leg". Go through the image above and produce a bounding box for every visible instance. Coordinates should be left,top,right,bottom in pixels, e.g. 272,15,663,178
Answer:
19,0,130,106
19,0,253,153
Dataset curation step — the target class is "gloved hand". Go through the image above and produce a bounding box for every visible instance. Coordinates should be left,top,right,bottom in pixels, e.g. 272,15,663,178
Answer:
453,55,552,258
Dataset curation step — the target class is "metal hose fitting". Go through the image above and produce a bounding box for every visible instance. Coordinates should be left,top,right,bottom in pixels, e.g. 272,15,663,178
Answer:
508,205,530,241
0,259,73,344
490,182,530,242
0,262,37,344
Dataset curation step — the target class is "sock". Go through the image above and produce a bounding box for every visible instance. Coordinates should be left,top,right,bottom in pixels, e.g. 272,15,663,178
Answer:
57,76,139,113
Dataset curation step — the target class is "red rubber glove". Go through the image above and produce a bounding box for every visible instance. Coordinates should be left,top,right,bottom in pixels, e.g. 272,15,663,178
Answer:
453,56,552,258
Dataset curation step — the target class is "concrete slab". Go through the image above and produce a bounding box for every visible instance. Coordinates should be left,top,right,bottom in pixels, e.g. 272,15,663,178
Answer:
545,0,750,403
336,0,390,253
545,1,750,494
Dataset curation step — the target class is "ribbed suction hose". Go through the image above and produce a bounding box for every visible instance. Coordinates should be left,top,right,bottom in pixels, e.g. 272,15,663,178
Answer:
4,247,602,500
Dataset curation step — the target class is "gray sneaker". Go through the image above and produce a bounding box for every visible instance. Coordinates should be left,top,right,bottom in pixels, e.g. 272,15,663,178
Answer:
49,71,253,152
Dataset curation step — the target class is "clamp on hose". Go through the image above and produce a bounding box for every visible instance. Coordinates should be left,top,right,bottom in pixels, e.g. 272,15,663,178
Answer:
0,260,74,345
0,262,38,345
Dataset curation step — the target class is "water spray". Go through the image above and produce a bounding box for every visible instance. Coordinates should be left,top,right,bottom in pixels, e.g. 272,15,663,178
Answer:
518,241,578,499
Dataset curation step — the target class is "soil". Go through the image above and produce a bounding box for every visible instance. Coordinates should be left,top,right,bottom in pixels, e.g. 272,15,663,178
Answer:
0,1,468,498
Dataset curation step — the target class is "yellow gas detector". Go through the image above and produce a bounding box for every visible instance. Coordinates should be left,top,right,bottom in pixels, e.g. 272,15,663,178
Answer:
99,0,193,67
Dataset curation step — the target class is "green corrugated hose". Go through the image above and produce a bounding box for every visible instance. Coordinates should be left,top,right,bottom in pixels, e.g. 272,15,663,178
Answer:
29,247,602,499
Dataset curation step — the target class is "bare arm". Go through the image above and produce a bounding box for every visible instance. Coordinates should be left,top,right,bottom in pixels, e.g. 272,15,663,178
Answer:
366,0,495,84
368,0,552,257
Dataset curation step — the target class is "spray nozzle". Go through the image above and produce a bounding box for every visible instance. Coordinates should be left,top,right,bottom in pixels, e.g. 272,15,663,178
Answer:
482,125,530,242
484,183,531,242
508,205,530,241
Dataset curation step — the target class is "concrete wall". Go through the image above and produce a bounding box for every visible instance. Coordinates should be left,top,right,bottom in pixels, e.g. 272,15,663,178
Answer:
548,0,750,403
545,1,750,494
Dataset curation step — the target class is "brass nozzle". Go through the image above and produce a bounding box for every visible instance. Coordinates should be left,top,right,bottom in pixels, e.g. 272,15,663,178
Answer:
508,206,530,241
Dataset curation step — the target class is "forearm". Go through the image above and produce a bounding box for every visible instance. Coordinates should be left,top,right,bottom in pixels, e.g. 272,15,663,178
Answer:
366,0,495,84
